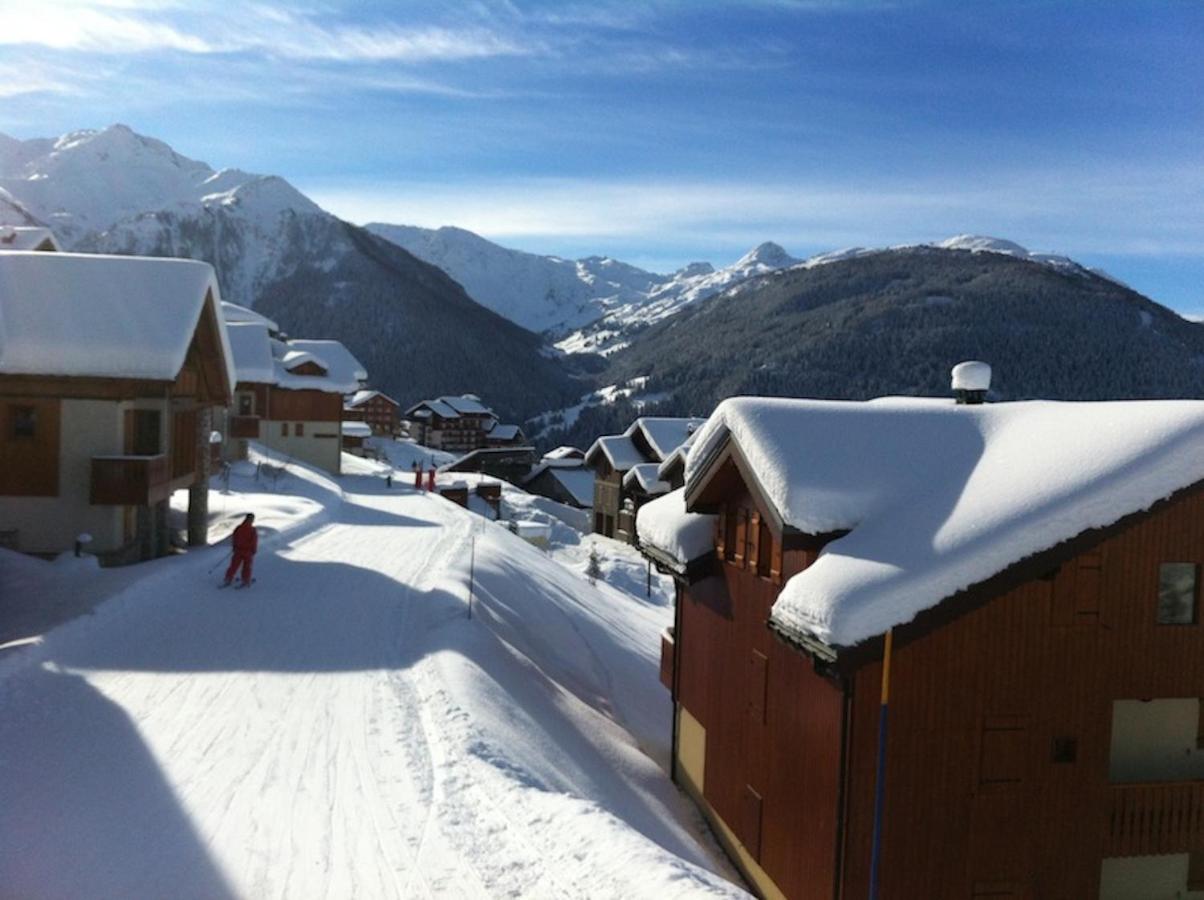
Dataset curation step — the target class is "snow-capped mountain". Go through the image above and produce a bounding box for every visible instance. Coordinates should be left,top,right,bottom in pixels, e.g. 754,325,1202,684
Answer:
0,125,579,420
367,222,804,353
367,223,1128,358
0,124,327,308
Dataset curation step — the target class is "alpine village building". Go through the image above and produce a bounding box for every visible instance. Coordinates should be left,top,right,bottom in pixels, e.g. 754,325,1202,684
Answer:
585,416,705,543
344,389,401,436
222,308,367,476
636,367,1204,900
521,446,596,511
0,250,234,562
403,395,525,454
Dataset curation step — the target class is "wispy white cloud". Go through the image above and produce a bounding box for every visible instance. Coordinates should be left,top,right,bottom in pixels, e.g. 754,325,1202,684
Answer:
303,163,1204,262
0,2,535,62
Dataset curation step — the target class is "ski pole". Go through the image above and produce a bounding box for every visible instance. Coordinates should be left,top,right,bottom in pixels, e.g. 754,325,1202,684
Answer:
207,549,232,575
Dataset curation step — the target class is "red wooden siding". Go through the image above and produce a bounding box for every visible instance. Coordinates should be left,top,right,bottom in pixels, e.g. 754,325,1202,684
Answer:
839,485,1204,899
677,485,844,899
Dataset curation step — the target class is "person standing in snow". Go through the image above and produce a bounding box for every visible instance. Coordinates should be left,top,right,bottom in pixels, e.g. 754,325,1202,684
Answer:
413,460,422,490
223,513,258,587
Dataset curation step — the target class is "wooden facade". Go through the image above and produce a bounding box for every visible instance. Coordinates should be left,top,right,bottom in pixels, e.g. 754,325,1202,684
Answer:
0,288,231,561
345,392,400,436
665,460,1204,898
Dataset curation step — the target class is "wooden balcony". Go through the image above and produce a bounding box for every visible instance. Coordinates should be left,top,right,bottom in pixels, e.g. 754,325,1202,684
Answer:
91,454,171,506
1105,780,1204,856
229,415,260,439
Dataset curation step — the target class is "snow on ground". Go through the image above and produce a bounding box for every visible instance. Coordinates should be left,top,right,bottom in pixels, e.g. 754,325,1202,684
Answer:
0,444,743,899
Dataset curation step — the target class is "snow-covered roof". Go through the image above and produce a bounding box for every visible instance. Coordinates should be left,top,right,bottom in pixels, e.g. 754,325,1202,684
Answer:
585,434,646,472
681,396,1204,649
545,445,584,460
487,423,522,441
279,349,327,373
550,467,595,508
440,394,492,416
636,489,716,574
624,463,670,496
283,339,366,393
341,421,373,437
0,250,235,392
630,417,707,462
220,301,279,333
406,398,460,419
226,322,276,385
346,389,398,409
0,226,61,252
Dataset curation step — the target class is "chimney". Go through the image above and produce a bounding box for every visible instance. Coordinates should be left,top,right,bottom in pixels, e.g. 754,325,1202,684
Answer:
951,361,991,405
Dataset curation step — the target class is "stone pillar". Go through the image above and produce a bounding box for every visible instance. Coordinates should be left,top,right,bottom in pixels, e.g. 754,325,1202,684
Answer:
188,406,212,547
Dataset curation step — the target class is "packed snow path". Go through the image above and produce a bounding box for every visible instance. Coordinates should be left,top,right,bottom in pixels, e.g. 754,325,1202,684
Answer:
0,464,744,899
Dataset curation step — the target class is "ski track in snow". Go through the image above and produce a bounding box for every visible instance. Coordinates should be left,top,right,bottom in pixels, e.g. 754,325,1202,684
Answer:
0,464,744,900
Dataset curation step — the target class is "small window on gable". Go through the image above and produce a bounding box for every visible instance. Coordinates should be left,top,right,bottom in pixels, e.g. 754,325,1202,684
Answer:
724,506,738,562
11,405,35,438
757,522,773,579
237,393,254,416
1157,563,1199,625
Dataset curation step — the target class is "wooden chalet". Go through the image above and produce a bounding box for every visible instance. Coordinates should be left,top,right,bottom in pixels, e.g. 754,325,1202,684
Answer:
344,389,401,436
585,416,704,543
521,449,595,511
403,394,523,454
637,384,1204,900
0,251,234,563
222,322,367,476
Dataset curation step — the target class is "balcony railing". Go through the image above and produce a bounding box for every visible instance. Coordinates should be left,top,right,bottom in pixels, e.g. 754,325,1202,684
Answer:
229,415,260,439
1106,780,1204,856
91,454,171,506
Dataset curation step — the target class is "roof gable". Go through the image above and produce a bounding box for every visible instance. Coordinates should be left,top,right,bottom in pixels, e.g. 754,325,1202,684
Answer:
684,396,1204,649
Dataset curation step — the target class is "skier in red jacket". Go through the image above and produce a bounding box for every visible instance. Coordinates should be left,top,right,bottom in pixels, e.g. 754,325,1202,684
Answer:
223,513,258,587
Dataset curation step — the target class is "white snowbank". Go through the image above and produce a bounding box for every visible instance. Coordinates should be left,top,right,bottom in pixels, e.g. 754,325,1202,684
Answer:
636,489,716,572
0,440,744,898
686,396,1204,647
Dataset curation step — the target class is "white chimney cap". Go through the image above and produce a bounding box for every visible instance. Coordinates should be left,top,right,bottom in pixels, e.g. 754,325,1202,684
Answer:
951,360,992,392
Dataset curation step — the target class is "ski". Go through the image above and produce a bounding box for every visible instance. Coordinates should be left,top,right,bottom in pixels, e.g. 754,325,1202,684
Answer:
234,578,257,589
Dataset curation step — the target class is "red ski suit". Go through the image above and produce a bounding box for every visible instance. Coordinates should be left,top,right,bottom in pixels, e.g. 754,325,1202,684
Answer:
225,520,258,585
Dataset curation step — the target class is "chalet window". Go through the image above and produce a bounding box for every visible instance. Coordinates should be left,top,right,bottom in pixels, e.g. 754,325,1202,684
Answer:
724,506,738,563
281,423,289,437
10,405,35,438
237,393,254,416
295,423,305,437
756,522,773,578
1157,563,1199,624
1051,737,1077,764
131,410,160,455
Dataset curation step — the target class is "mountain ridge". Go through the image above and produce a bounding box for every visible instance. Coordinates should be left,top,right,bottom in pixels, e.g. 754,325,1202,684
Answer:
0,124,580,421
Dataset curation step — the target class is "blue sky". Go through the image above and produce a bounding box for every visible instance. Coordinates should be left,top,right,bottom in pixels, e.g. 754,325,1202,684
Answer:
2,0,1202,315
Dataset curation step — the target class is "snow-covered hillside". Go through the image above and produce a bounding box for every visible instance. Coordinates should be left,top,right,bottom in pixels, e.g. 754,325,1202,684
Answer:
0,446,745,899
366,222,804,349
367,221,1122,358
